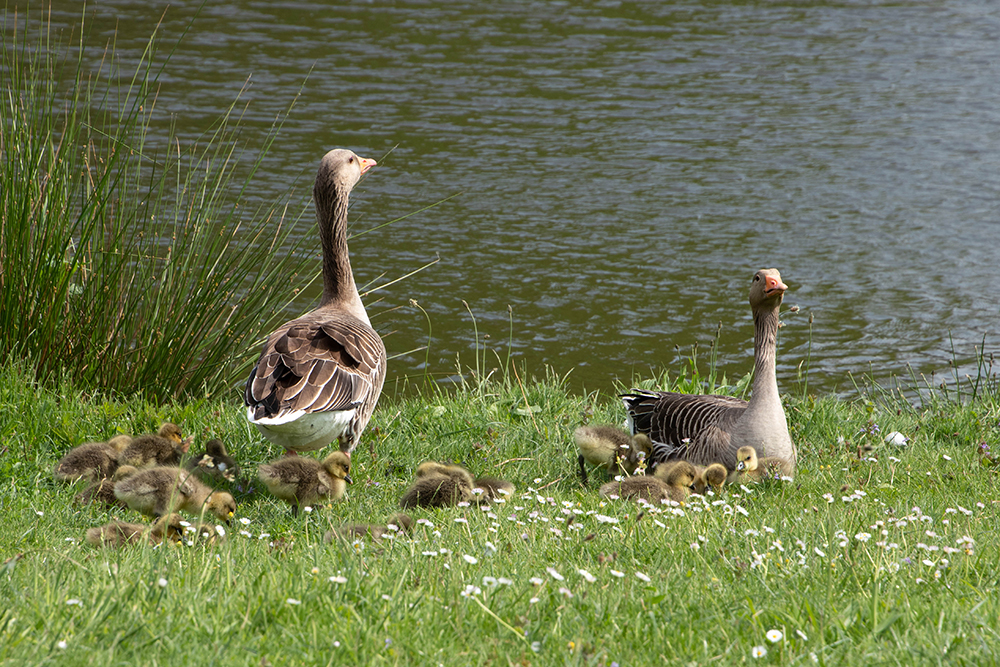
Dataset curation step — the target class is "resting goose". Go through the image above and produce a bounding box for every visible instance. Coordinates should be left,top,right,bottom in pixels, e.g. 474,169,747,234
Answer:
621,268,796,475
244,149,386,457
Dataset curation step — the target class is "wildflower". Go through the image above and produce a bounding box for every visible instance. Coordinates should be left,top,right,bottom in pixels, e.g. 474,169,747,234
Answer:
546,567,565,581
735,505,749,516
463,555,479,565
690,542,701,551
594,514,619,524
422,551,437,557
752,646,768,658
66,599,82,606
610,570,625,578
483,576,498,588
635,572,651,583
529,577,544,586
558,586,574,598
286,598,301,605
855,533,871,543
239,517,252,526
529,597,540,604
796,630,808,641
531,641,542,652
814,547,826,558
498,577,513,586
333,641,340,648
822,493,834,504
454,517,468,524
329,576,347,584
157,578,168,588
303,506,313,514
381,594,392,601
57,640,67,650
460,585,481,598
577,569,597,583
922,559,935,567
766,629,783,643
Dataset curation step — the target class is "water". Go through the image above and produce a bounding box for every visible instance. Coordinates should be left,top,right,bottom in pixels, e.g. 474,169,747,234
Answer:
9,0,1000,397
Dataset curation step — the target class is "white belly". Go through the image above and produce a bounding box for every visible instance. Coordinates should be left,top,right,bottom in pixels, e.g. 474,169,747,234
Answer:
247,408,355,452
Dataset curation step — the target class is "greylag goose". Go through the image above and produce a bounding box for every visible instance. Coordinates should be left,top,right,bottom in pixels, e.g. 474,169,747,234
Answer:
185,438,241,482
257,451,352,515
244,149,386,457
621,268,796,475
735,445,794,482
120,424,190,469
114,466,236,522
574,425,652,484
53,434,132,482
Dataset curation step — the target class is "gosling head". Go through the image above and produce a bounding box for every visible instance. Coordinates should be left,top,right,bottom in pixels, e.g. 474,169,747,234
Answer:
206,491,237,524
159,423,183,443
658,461,698,490
736,446,759,472
323,451,353,484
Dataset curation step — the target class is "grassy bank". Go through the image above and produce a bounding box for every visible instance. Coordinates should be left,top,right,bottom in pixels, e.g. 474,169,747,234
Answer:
3,363,1000,666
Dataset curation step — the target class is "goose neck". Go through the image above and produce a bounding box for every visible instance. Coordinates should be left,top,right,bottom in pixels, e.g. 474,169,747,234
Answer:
316,182,360,308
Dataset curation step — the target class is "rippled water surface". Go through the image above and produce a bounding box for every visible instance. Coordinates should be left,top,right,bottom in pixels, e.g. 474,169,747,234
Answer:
9,1,1000,396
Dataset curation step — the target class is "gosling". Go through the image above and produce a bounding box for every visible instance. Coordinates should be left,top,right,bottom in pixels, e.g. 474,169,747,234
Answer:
186,438,241,482
701,462,728,493
601,459,698,504
575,425,652,485
325,513,414,544
84,513,184,548
74,464,139,508
114,466,236,522
735,446,795,482
119,423,191,469
257,451,352,516
53,434,132,483
472,476,516,502
399,464,475,509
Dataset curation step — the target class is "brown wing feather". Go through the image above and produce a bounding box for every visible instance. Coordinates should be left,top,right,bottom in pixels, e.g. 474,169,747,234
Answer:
621,390,747,466
245,312,386,421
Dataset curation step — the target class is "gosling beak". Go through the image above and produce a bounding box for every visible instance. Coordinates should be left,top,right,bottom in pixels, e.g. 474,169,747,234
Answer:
345,474,354,485
737,461,747,472
358,157,377,175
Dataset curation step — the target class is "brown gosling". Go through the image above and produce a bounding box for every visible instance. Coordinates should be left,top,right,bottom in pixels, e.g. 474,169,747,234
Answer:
53,434,132,483
735,446,795,482
84,513,185,548
574,425,652,485
120,423,191,469
472,476,516,503
114,466,236,522
257,451,352,516
325,513,414,544
185,438,241,482
415,461,475,485
74,465,139,508
702,463,728,493
399,472,474,509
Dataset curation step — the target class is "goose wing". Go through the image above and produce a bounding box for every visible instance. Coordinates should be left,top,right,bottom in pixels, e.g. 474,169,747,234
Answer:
245,312,386,420
621,389,748,464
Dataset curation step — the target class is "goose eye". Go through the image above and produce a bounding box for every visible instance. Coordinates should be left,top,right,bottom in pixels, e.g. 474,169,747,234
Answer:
753,275,760,281
348,156,355,163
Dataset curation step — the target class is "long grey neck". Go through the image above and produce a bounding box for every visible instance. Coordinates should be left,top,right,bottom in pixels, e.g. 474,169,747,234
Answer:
749,303,780,405
315,183,366,320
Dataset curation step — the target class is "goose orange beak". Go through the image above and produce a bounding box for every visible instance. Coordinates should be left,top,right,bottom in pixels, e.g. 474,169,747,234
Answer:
764,276,787,295
359,157,377,175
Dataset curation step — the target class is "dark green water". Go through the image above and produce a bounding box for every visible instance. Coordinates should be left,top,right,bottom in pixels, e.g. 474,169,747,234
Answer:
9,1,1000,396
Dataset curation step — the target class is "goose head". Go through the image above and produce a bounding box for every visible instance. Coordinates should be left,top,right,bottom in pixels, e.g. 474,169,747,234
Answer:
749,268,787,308
316,149,377,193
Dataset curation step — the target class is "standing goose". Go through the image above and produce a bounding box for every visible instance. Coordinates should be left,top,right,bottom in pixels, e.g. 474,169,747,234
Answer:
621,269,796,475
244,149,386,456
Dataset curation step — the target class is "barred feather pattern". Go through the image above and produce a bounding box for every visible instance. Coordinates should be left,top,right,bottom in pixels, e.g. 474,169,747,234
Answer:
244,309,386,451
621,389,748,468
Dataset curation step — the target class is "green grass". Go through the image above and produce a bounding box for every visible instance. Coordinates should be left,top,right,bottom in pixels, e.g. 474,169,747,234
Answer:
1,7,316,400
3,361,1000,666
